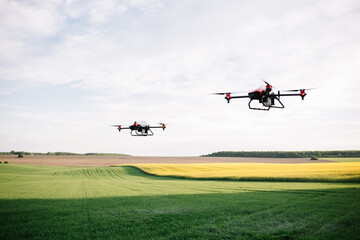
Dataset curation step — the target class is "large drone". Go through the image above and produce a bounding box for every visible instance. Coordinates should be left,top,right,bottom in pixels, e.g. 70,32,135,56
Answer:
213,81,313,111
112,121,166,136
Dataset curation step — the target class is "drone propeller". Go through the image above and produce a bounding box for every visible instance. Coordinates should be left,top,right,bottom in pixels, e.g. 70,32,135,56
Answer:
211,91,245,95
262,79,270,85
211,91,247,103
158,123,167,130
281,88,316,92
111,124,122,132
261,80,273,92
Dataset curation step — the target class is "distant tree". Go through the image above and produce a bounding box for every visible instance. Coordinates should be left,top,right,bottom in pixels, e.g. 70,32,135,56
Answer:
18,153,24,158
202,150,360,158
310,156,318,160
4,161,8,164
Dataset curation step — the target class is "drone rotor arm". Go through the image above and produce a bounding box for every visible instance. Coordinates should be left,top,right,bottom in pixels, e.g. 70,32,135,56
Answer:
111,125,130,132
111,125,130,128
149,123,167,130
231,95,249,99
277,93,302,97
278,90,308,100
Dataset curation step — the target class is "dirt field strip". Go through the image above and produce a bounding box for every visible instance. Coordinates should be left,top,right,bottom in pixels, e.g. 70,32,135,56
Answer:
0,155,332,166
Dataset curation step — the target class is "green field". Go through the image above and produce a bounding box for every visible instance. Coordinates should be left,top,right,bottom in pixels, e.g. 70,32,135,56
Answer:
1,164,360,239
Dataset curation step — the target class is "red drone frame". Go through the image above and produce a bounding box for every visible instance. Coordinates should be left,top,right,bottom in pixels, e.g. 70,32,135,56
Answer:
112,121,166,136
214,81,313,111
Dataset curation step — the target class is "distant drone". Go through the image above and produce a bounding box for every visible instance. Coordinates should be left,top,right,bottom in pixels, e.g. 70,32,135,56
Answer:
112,121,166,136
213,81,313,111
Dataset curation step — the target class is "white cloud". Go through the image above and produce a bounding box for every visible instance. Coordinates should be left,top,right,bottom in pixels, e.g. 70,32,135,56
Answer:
0,0,359,155
0,91,12,95
0,0,63,39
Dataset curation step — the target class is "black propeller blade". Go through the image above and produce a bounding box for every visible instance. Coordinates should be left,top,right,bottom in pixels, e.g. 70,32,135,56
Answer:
263,80,270,85
281,88,316,92
211,91,245,95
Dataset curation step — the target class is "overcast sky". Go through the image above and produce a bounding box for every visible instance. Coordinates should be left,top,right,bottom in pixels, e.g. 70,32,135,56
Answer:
1,0,359,156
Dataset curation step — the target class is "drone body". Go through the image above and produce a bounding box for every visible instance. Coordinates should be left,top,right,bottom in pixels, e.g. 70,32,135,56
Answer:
113,121,166,136
215,81,311,111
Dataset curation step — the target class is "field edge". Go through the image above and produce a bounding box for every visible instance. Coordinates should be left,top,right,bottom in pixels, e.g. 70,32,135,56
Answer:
126,165,360,183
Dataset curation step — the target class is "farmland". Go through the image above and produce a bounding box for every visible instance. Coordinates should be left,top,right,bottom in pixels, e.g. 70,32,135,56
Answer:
1,157,360,239
134,162,360,182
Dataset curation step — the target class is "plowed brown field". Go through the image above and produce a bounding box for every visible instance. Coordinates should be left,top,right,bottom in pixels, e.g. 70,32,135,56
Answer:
0,155,331,166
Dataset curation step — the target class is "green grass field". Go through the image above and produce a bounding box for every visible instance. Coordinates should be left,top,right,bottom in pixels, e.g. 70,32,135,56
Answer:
1,164,360,239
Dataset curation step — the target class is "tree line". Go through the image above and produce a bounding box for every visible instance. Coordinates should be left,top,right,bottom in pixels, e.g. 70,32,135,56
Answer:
0,151,128,156
202,150,360,158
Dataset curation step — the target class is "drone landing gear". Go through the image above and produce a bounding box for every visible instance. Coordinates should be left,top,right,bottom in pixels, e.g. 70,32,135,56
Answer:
130,129,154,136
248,97,285,111
269,97,285,109
248,99,270,111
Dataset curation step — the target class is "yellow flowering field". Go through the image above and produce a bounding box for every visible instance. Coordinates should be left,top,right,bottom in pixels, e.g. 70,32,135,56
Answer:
134,162,360,182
